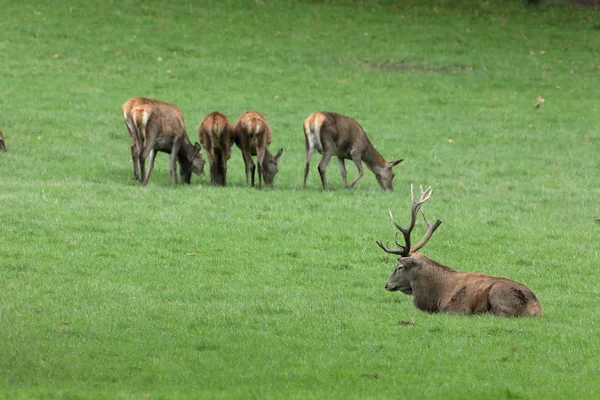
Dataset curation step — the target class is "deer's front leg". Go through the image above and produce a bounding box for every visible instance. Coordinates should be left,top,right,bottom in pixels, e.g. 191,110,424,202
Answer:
347,153,364,188
169,141,181,185
256,146,266,190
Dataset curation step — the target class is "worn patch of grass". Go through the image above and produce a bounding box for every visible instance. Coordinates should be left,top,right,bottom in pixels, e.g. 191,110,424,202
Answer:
0,0,599,399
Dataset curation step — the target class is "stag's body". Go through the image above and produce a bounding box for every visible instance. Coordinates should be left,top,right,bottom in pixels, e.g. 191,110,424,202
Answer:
378,185,542,317
123,97,204,185
199,111,233,186
302,111,403,191
386,253,542,317
233,111,283,188
0,130,5,152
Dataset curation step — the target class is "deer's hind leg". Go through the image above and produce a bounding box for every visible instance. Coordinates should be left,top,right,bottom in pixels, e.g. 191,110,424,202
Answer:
488,284,530,317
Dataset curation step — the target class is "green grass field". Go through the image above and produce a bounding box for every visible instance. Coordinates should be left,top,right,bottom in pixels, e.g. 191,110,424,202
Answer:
1,1,599,398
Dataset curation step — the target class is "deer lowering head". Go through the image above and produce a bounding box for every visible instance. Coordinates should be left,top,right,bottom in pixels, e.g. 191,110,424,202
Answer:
123,97,205,185
377,184,542,317
233,111,284,189
302,112,403,191
199,111,234,186
0,130,6,152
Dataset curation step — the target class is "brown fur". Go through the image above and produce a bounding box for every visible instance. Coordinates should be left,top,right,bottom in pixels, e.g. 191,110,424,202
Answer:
233,111,283,188
122,97,204,185
302,111,403,191
199,111,234,186
0,130,6,152
385,253,542,317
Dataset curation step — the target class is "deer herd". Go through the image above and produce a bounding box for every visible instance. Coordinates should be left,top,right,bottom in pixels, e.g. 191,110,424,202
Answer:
121,97,402,191
0,97,543,318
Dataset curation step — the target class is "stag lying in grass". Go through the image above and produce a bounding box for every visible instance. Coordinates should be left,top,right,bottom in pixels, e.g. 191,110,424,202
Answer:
233,111,284,189
0,130,6,152
199,111,234,186
376,185,542,317
303,111,403,191
122,97,204,185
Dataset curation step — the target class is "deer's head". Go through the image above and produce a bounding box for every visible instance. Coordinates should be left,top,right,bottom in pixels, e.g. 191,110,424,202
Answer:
375,159,404,191
261,148,284,187
377,184,442,291
190,142,206,175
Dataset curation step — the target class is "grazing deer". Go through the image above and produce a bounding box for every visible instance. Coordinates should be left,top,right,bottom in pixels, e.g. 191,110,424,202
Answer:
198,111,234,186
0,130,6,152
233,111,284,189
376,185,542,317
122,97,204,185
302,111,403,191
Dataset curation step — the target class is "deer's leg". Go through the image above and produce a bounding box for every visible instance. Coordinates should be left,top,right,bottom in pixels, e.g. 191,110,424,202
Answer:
257,146,266,190
303,132,313,190
141,150,158,185
139,154,147,185
131,143,140,181
337,157,350,188
317,150,334,191
169,141,181,185
488,283,528,317
347,153,364,188
241,149,255,187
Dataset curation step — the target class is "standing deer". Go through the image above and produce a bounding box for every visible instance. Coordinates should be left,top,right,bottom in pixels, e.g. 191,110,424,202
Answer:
376,185,542,317
233,111,284,189
302,111,403,191
0,130,6,152
198,111,234,186
122,97,204,185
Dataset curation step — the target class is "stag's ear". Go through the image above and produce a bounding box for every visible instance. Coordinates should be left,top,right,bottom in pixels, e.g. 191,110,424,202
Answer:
274,148,284,161
194,142,203,153
389,159,404,168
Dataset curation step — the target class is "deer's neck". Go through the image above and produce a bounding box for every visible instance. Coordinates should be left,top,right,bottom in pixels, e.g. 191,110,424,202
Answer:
178,133,195,165
411,256,458,313
362,141,387,173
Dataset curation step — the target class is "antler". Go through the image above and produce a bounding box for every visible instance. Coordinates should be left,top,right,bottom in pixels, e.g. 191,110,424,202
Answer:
376,184,442,256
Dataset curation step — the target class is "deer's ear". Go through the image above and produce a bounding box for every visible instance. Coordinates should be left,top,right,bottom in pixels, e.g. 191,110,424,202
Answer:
274,148,284,160
194,142,202,152
389,159,404,168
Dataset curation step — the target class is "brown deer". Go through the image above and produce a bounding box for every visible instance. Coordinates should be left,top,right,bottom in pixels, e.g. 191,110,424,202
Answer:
0,130,6,152
376,185,542,317
198,111,234,186
122,97,204,185
233,111,284,189
302,111,403,191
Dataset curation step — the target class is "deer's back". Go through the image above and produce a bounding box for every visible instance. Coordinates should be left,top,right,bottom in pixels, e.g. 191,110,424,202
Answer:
131,103,186,153
316,112,371,158
234,111,272,154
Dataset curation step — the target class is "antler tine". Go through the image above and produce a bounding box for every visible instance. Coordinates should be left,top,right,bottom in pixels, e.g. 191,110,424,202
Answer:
375,239,406,255
416,185,433,206
410,210,443,253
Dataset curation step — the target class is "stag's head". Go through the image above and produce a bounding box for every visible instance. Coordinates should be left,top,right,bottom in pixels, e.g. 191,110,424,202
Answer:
261,148,284,187
375,159,404,191
376,184,442,292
